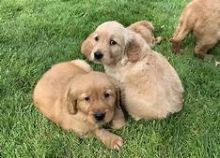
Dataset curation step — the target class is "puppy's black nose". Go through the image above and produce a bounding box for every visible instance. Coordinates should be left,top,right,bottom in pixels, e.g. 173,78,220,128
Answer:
93,112,106,121
94,51,103,60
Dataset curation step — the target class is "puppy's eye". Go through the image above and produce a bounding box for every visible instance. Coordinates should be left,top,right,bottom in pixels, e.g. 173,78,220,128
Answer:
84,96,90,101
94,36,99,41
104,93,110,98
110,40,117,45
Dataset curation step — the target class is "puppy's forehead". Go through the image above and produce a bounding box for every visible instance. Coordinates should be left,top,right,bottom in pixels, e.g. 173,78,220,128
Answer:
96,21,125,33
89,72,113,86
79,72,114,89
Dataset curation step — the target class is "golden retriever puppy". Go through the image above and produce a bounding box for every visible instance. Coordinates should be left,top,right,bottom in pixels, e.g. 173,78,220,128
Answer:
81,21,184,120
33,60,125,150
170,0,220,58
128,20,162,47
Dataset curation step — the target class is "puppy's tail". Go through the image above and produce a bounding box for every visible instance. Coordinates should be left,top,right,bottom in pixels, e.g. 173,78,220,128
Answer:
71,59,92,72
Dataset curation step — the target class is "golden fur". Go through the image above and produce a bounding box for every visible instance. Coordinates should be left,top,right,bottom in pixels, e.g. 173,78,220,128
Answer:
128,20,162,47
81,21,184,120
33,60,125,150
216,61,220,67
170,0,220,58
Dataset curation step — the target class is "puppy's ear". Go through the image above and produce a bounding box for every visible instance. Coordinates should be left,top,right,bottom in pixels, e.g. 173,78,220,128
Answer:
108,77,122,108
111,87,126,129
64,87,78,115
81,33,95,59
115,88,121,108
125,36,143,62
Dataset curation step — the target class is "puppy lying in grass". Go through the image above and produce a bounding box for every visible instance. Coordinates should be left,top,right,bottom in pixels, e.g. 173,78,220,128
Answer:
128,20,162,47
33,60,125,150
170,0,220,59
81,21,184,121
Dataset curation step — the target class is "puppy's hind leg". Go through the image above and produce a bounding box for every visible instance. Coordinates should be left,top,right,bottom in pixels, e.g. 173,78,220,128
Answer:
170,17,191,54
194,42,216,59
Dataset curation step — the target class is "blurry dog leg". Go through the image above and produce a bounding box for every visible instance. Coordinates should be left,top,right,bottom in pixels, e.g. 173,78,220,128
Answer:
194,40,216,59
170,21,190,54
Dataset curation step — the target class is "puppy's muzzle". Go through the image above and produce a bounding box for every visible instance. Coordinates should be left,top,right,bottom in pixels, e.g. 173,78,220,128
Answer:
93,112,106,121
94,51,103,60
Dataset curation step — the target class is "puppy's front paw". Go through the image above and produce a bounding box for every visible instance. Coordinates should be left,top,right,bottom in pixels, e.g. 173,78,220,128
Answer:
95,129,124,150
111,119,125,129
111,136,123,150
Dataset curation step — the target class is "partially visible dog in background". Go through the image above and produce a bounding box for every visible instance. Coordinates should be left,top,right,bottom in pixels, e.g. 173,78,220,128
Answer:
170,0,220,59
33,60,125,150
128,20,162,47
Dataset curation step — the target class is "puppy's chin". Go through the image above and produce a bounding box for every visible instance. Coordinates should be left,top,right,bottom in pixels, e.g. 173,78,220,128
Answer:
87,117,107,128
96,58,118,66
92,59,103,64
95,120,107,127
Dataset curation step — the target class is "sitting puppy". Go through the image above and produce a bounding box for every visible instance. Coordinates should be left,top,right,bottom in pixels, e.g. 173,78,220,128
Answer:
170,0,220,58
33,60,125,150
128,20,162,47
81,21,184,120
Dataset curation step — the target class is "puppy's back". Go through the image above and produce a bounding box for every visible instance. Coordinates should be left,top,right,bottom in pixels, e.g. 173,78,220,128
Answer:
180,0,220,29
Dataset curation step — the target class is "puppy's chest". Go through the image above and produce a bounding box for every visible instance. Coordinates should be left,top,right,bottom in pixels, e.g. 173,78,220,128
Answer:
105,66,127,83
105,62,151,85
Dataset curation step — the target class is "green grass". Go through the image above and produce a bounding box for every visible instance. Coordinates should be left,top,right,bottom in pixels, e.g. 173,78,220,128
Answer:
0,0,220,157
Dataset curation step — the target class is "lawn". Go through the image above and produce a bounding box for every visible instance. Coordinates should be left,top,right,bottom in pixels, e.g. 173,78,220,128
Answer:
0,0,220,157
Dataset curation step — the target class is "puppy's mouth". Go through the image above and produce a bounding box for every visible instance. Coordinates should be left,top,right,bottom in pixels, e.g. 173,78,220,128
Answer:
89,111,113,127
93,111,106,122
89,118,107,128
95,120,106,126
